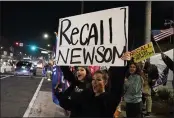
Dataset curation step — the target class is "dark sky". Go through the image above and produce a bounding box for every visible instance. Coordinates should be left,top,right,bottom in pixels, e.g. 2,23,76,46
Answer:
1,1,174,52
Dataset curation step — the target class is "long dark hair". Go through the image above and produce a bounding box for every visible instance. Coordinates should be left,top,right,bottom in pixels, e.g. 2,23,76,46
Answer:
128,62,142,75
75,66,92,83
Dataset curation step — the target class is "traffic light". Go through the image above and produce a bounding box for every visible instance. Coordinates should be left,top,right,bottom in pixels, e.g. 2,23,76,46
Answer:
15,42,19,46
15,42,23,47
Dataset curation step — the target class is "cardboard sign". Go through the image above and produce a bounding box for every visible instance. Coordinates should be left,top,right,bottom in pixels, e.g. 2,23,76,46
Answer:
56,6,129,66
131,42,155,63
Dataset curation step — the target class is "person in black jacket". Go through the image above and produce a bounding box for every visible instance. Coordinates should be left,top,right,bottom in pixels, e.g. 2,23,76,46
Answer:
54,63,129,117
54,51,132,117
161,53,174,89
55,66,92,117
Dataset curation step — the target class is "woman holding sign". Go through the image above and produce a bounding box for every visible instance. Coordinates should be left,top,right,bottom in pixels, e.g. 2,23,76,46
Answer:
54,55,130,117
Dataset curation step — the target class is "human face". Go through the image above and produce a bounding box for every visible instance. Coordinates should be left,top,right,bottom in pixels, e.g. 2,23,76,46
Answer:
92,73,106,96
76,67,87,81
129,64,137,74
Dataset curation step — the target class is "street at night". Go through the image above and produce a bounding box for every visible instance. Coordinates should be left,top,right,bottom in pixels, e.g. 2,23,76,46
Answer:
1,1,174,118
0,70,67,117
1,75,42,117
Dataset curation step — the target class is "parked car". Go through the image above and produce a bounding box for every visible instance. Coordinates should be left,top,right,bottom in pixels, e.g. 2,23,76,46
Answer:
14,61,37,76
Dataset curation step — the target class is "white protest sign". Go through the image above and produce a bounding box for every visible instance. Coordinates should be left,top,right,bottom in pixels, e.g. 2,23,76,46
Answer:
56,6,129,66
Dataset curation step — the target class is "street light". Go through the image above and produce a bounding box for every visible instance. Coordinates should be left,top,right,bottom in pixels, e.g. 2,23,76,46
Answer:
1,46,3,49
43,33,48,39
47,44,50,47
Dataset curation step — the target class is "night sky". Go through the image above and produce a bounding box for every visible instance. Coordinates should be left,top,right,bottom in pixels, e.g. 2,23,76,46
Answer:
1,1,174,55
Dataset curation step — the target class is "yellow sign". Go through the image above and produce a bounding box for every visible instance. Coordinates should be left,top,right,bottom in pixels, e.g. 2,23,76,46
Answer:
131,42,155,63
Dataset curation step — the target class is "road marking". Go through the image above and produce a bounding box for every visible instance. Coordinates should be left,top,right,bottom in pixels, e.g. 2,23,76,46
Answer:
23,77,44,117
0,75,14,80
14,76,42,78
34,76,43,79
0,74,13,76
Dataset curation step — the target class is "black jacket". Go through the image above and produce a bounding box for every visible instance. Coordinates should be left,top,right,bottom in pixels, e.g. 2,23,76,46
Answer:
55,66,128,117
161,53,174,71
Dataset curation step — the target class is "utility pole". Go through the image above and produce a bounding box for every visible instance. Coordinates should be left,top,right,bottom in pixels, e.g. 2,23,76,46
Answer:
81,1,84,14
144,1,152,44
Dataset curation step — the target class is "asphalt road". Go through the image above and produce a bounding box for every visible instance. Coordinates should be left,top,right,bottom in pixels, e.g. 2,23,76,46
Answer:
0,75,42,117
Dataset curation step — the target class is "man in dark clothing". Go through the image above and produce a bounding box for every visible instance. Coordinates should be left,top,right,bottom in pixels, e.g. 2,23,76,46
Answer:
161,53,174,71
161,53,174,89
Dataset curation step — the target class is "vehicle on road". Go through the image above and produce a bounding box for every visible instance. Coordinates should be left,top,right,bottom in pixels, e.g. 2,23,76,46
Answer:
14,61,37,76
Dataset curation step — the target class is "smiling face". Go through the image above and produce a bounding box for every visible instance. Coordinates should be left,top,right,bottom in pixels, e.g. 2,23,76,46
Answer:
76,67,87,81
92,72,107,96
129,63,137,74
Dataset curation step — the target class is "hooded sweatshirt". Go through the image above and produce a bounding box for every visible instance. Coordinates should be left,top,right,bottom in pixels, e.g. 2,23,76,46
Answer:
55,66,128,117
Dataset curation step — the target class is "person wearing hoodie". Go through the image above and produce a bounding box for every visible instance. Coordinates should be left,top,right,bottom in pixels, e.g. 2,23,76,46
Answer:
55,66,92,117
54,51,131,117
161,52,174,91
55,66,128,117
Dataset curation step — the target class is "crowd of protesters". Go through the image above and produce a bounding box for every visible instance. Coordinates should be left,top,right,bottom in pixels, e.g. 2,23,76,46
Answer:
53,52,173,118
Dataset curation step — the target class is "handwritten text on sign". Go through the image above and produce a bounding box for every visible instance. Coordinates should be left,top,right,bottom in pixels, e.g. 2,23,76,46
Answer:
131,42,155,63
56,7,129,66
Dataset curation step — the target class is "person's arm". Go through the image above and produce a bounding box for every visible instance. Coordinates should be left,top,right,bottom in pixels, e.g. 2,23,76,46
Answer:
54,85,74,110
60,66,77,84
108,60,130,99
107,61,130,115
161,53,174,71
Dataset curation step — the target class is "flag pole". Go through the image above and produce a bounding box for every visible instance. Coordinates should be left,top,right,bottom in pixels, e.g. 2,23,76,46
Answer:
152,38,163,54
81,1,84,14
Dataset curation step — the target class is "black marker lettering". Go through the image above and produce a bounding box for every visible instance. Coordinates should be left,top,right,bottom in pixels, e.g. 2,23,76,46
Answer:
87,23,98,45
70,48,82,64
100,20,104,45
70,27,79,45
120,7,128,66
57,49,70,64
112,46,124,64
109,18,113,44
104,48,112,62
95,46,105,63
59,19,72,46
83,47,95,65
80,24,89,45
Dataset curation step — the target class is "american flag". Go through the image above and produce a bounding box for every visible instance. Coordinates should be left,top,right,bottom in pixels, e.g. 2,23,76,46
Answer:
151,28,174,41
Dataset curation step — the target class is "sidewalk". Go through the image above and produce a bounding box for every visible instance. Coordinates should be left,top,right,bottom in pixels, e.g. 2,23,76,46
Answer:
118,101,172,118
28,91,67,117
